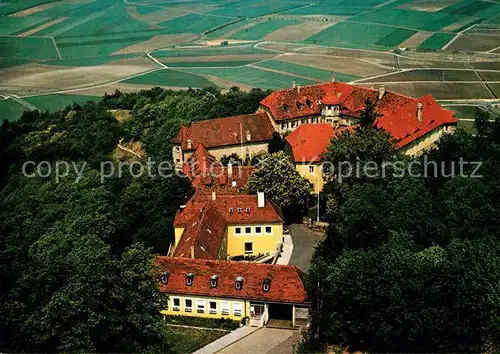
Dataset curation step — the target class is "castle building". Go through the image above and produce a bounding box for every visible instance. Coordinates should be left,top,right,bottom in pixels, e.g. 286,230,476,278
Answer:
156,257,309,327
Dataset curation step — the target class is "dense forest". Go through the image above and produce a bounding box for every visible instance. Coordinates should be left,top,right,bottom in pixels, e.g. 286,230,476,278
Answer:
0,86,269,352
304,108,500,352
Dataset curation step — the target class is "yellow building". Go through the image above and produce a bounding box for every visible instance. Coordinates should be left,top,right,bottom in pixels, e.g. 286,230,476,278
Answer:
171,193,284,260
156,257,310,327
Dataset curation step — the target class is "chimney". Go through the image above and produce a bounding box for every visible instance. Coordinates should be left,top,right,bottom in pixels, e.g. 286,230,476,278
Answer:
227,163,233,177
417,102,423,122
212,191,216,201
186,138,192,149
190,245,195,259
257,192,265,208
378,85,385,100
292,81,296,88
179,205,186,213
246,130,251,141
331,73,335,82
296,84,301,93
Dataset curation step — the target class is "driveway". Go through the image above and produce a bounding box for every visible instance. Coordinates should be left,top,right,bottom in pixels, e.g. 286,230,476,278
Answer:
217,328,301,354
288,224,324,272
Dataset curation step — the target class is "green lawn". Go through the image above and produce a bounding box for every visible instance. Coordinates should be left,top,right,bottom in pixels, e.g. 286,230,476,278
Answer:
0,36,59,60
180,66,316,89
254,60,360,82
417,33,456,50
230,19,300,40
0,99,28,122
122,69,216,87
167,326,228,354
24,94,101,112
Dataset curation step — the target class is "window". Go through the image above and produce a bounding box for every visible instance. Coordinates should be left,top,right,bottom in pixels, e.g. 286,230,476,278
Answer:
245,242,253,254
237,207,242,213
301,119,306,124
209,301,217,314
265,226,272,234
221,301,230,315
283,104,289,112
281,123,286,130
245,207,250,213
196,299,205,314
175,146,181,152
186,273,194,286
210,274,218,288
306,98,313,108
309,183,314,190
309,165,315,173
291,121,297,128
233,302,243,317
235,276,244,290
235,227,241,235
173,297,180,311
245,226,252,234
175,159,180,163
255,226,262,234
185,299,192,312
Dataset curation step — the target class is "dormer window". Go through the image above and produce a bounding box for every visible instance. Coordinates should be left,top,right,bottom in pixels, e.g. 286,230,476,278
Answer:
245,207,250,213
262,278,271,292
210,274,218,288
306,98,313,108
283,104,289,112
186,272,194,286
235,276,244,290
160,271,169,284
296,102,304,110
229,207,234,213
237,207,242,213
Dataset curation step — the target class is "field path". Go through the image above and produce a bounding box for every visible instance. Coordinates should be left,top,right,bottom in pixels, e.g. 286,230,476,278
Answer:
6,94,39,111
442,24,478,50
146,52,168,68
51,37,62,59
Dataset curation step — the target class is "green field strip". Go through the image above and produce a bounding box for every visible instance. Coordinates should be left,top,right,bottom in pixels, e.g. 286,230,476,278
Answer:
253,60,361,82
163,60,260,67
305,22,404,50
136,5,162,15
283,0,378,16
159,13,236,34
417,33,456,50
0,58,35,69
229,20,300,40
23,94,101,113
0,36,59,60
0,16,51,35
43,54,140,66
207,0,308,18
122,69,217,88
350,7,464,32
0,0,56,16
0,99,28,122
375,28,417,47
205,19,254,39
151,46,267,58
178,66,317,90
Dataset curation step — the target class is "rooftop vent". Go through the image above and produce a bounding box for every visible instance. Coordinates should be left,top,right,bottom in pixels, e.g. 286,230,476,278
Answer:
306,98,313,109
160,271,169,284
210,274,219,288
186,272,194,286
235,276,244,290
262,278,271,292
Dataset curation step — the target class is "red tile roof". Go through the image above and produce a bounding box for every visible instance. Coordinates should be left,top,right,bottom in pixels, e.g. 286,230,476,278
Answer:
259,82,457,148
170,112,275,150
285,124,356,163
156,257,308,304
192,166,255,195
173,194,283,259
182,144,222,180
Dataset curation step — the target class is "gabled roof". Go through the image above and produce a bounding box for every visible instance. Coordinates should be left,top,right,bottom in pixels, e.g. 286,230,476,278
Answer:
259,82,457,148
285,124,356,163
170,112,275,150
156,257,308,304
182,144,222,180
173,194,283,259
192,166,254,195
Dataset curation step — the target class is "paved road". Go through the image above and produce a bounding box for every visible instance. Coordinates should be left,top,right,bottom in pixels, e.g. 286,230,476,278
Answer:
288,224,323,272
217,328,300,354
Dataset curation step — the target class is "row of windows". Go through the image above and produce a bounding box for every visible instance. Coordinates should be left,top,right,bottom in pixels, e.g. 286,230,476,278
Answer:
280,117,321,130
170,298,243,316
234,226,273,235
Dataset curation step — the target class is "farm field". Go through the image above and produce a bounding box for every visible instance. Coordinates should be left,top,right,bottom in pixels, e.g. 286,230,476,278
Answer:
122,69,216,88
366,82,493,99
446,34,500,52
23,93,101,113
417,33,456,50
253,59,358,82
178,66,317,90
229,20,300,40
357,69,480,83
151,46,268,58
0,36,60,60
0,99,28,121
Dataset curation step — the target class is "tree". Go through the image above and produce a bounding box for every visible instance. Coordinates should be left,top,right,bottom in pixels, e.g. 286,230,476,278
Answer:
245,152,311,221
359,98,382,128
220,153,243,166
268,132,285,153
